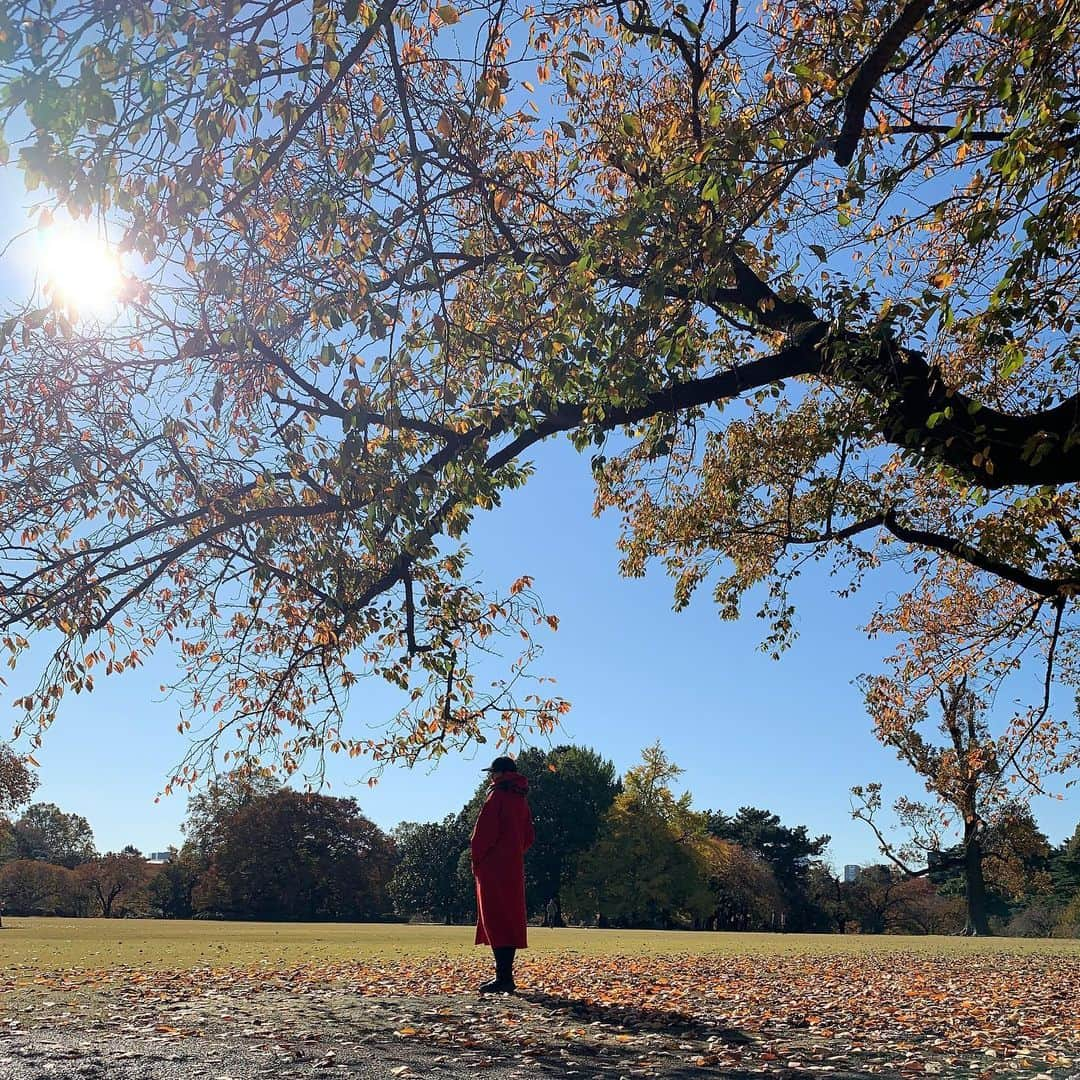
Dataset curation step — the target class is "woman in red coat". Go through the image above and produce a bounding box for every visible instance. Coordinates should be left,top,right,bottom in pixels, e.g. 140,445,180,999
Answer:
471,756,535,994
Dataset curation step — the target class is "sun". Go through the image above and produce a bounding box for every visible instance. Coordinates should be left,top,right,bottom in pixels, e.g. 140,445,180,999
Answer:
38,222,124,316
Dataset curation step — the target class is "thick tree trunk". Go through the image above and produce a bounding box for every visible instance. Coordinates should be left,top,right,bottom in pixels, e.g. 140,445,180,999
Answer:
961,826,991,936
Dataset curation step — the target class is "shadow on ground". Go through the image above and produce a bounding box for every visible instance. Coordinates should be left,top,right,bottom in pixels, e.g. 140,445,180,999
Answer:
520,987,754,1041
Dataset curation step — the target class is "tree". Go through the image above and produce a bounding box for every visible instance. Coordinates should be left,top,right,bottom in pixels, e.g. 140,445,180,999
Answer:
981,804,1053,907
706,806,830,929
567,797,709,928
146,846,203,919
698,836,785,931
182,774,282,861
0,859,86,916
804,862,846,934
389,814,471,923
453,847,478,924
840,865,963,935
512,745,620,923
10,803,96,868
78,850,150,917
856,678,1060,935
1050,823,1080,901
0,744,37,816
567,745,708,927
0,743,37,927
0,1,1078,782
195,789,395,920
1056,892,1080,938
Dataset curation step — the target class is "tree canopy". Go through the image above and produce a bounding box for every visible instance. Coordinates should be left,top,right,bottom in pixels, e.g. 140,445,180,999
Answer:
513,743,620,918
707,805,829,926
0,0,1077,780
568,746,709,926
0,743,37,814
389,813,473,922
192,788,395,919
8,801,97,868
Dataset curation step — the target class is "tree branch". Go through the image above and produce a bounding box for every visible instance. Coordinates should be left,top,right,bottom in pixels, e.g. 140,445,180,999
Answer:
220,0,399,216
834,0,937,166
880,510,1080,599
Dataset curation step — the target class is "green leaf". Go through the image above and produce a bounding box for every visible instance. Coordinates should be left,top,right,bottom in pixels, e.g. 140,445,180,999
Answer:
1000,342,1024,379
620,114,642,138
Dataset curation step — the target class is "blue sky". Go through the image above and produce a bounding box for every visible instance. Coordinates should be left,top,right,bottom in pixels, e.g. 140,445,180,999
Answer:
11,429,1079,869
0,165,1075,874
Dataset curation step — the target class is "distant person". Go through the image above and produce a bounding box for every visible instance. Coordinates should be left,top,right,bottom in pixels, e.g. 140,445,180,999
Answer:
545,896,560,928
471,755,534,994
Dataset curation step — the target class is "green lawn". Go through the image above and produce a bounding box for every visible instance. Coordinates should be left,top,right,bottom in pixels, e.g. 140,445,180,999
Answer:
2,917,1079,971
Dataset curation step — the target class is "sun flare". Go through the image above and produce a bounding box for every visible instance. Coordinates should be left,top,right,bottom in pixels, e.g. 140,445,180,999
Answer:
38,223,124,315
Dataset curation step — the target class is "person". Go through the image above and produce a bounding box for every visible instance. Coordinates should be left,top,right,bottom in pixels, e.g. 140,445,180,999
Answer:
471,755,535,994
544,896,560,928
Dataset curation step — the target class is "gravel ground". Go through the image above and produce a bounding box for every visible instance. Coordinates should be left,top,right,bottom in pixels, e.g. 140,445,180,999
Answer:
0,985,895,1080
3,967,1077,1080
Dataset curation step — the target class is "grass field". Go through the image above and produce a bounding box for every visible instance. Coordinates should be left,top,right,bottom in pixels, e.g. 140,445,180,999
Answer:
2,916,1079,971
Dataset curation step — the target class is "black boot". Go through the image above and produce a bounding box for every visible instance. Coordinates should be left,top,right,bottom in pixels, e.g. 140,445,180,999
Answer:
479,946,516,994
496,946,516,992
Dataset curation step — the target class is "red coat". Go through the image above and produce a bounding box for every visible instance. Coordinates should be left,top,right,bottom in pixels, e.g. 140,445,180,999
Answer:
471,771,535,948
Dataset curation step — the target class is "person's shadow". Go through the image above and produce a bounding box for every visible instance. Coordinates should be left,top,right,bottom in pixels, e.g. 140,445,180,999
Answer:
494,990,887,1079
519,988,753,1043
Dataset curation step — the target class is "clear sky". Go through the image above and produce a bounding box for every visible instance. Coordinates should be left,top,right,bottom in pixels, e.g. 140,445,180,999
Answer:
9,431,1078,869
0,170,1076,873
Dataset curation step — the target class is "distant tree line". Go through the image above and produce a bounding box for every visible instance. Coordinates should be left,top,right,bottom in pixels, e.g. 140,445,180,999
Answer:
2,741,1079,936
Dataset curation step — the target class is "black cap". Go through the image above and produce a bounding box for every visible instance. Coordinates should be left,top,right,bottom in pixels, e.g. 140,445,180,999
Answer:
482,755,517,774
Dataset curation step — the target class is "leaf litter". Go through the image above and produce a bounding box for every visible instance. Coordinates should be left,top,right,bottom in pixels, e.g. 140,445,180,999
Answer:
1,950,1078,1077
